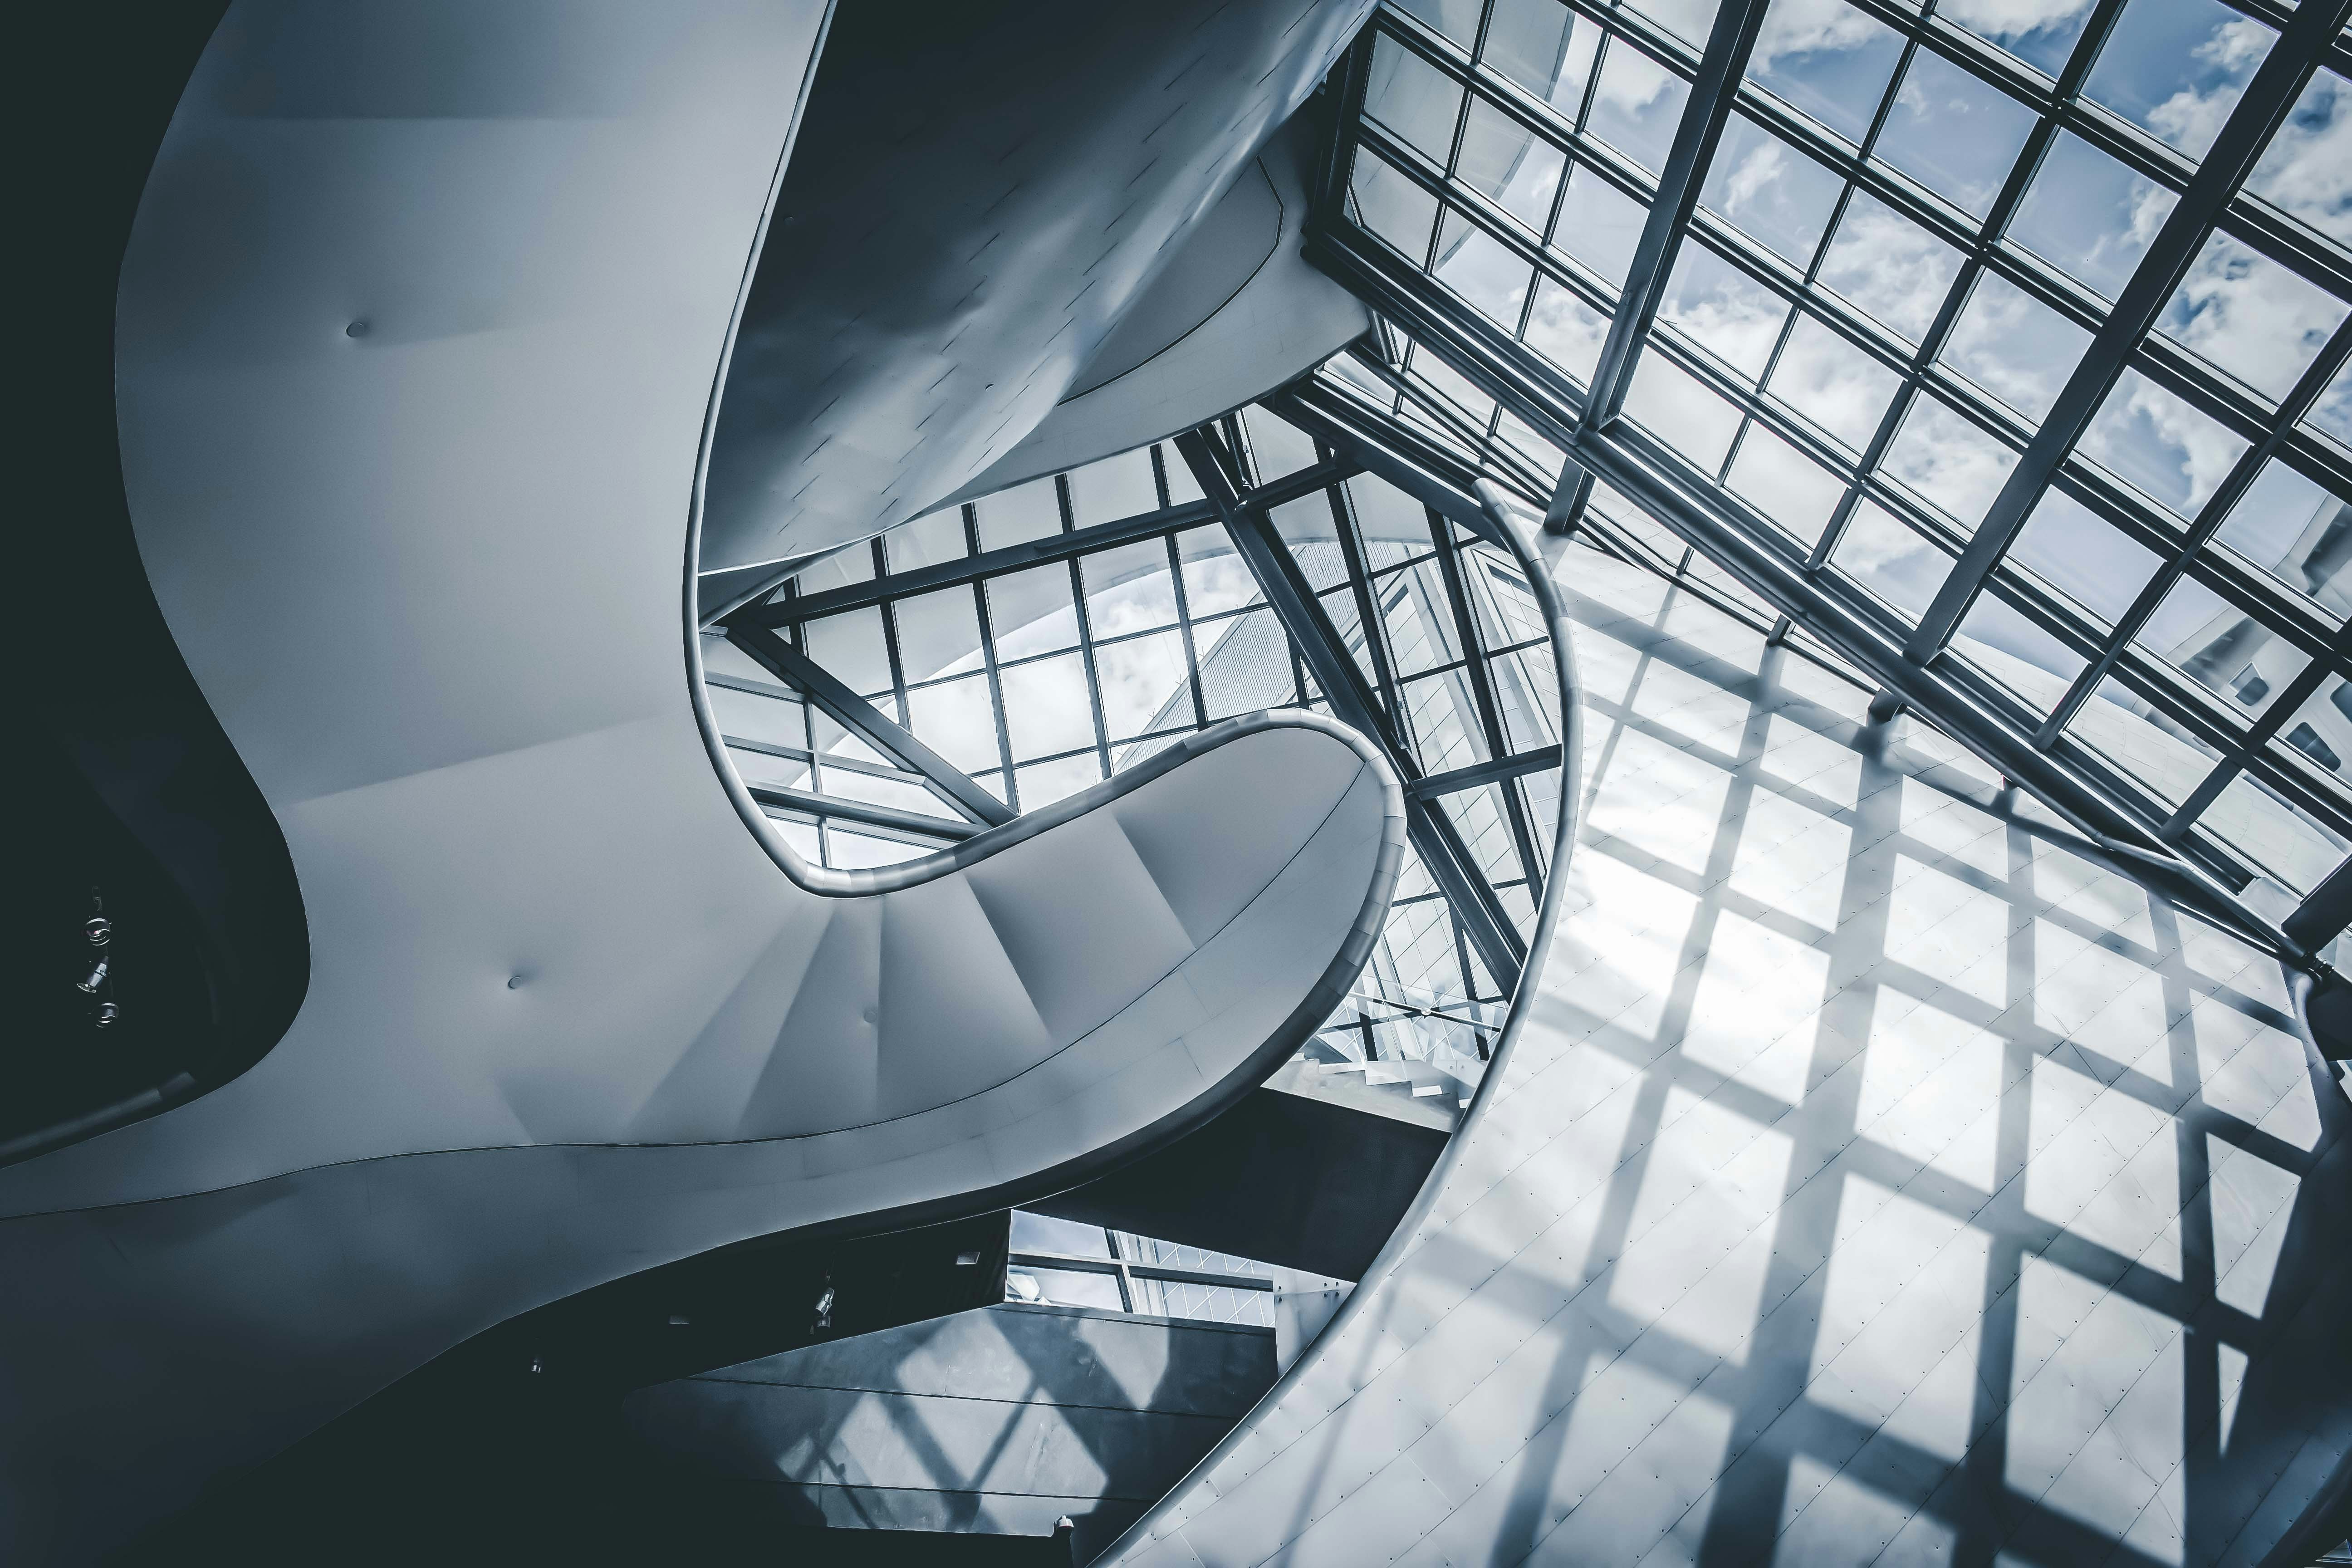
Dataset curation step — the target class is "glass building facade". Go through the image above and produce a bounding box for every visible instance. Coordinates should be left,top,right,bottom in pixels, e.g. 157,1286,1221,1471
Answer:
1321,0,2352,943
702,414,1567,1088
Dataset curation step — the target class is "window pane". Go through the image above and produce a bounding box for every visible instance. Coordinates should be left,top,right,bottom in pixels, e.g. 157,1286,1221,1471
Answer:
1351,149,1441,261
1873,49,2036,219
2308,357,2352,450
1242,407,1319,480
1830,500,1954,620
1483,0,1603,112
1658,244,1790,382
2212,460,2352,619
1014,752,1106,810
1728,424,1844,541
1587,38,1690,173
2159,230,2349,403
727,743,810,793
2274,675,2352,783
1008,1264,1124,1311
987,564,1082,659
975,475,1063,551
826,826,937,871
1941,0,2097,77
1553,165,1646,285
1393,0,1482,49
1269,495,1348,591
2082,0,2272,162
1434,211,1537,331
2136,582,2303,720
2246,68,2352,249
1082,539,1181,637
1696,114,1843,266
1747,0,1906,147
1164,442,1205,505
709,686,805,750
1624,353,1745,473
2066,677,2220,804
1815,190,1965,344
1178,526,1263,616
1940,273,2093,425
1096,629,1194,740
2002,489,2161,627
2199,771,2349,894
1766,313,1901,452
1881,395,2020,528
804,606,893,696
762,813,821,863
1951,592,2087,715
2076,368,2249,519
1067,448,1161,525
885,506,970,573
1524,275,1611,385
822,767,947,818
1000,652,1096,761
1366,33,1464,163
1628,0,1720,49
1456,98,1567,235
1197,609,1296,718
906,675,1003,774
2005,132,2179,301
892,586,985,683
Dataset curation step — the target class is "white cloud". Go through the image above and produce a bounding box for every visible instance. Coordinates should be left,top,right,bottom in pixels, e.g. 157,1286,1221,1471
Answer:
2146,16,2271,157
1937,0,2090,45
1883,396,2018,524
2248,69,2352,248
1755,0,1881,66
2162,232,2348,401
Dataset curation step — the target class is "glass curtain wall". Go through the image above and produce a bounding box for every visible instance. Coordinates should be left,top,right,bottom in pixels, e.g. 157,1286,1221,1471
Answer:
702,421,1568,1090
1329,0,2352,926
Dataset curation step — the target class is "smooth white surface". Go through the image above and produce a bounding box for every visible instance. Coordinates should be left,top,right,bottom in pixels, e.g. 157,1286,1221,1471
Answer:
939,116,1372,510
0,5,1402,1556
1105,547,2352,1568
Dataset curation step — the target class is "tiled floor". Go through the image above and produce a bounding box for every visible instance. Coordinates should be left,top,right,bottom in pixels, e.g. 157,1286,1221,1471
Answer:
1107,544,2352,1568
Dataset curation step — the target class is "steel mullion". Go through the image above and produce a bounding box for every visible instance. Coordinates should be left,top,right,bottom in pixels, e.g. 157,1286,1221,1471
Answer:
1578,0,1773,431
1315,30,1376,222
1176,427,1528,984
724,624,1014,828
964,504,1021,813
1326,461,1409,727
1809,0,2132,574
745,501,1215,625
2034,318,2352,743
1164,532,1211,730
1426,505,1547,899
1307,230,2302,953
1053,475,1117,779
1906,0,2352,662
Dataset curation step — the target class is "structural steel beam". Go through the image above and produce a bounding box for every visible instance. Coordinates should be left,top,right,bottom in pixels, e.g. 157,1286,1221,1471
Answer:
745,783,980,843
1174,428,1528,986
1290,233,2297,960
1904,0,2352,661
1576,0,1773,432
724,624,1015,827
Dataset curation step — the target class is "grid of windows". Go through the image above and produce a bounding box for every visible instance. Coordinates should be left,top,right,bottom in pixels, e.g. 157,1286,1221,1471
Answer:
701,416,1570,1089
1004,1211,1281,1328
1325,0,2352,938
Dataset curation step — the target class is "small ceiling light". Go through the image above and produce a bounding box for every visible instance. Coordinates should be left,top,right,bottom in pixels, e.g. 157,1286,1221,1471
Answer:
77,958,108,995
85,916,110,947
813,1277,835,1330
95,1003,120,1027
955,1250,981,1266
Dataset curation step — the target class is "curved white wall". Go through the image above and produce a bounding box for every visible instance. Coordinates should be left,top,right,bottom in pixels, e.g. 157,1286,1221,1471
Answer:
0,5,1405,1557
